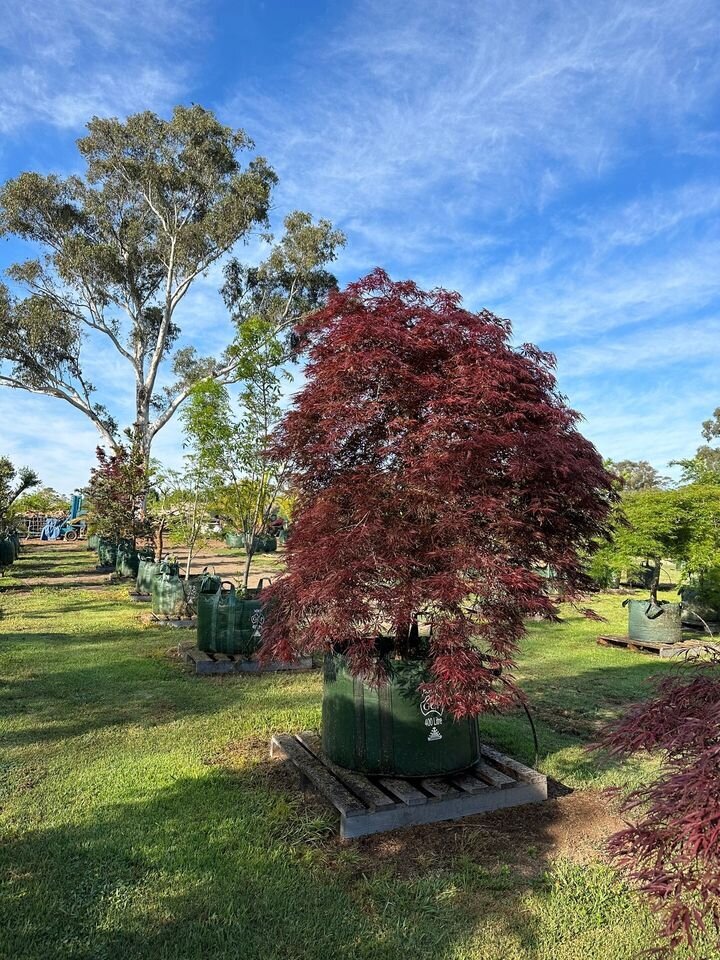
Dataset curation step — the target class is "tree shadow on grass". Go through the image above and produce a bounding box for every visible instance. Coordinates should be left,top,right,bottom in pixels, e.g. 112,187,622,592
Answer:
0,740,621,960
0,655,322,749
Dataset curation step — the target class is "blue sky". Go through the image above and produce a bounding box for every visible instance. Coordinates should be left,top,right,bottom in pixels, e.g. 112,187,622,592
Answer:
0,0,719,494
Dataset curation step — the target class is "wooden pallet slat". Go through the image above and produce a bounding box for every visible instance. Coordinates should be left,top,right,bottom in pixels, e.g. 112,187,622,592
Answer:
376,777,428,806
474,761,515,789
295,733,397,810
480,745,546,785
180,646,315,675
419,777,461,800
270,735,366,818
450,772,489,794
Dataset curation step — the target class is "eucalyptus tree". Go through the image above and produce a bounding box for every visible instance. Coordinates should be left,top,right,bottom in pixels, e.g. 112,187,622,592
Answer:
0,106,342,466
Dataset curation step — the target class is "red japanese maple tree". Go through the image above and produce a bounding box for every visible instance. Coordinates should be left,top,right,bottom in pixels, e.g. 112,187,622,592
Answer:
598,659,720,955
260,269,615,715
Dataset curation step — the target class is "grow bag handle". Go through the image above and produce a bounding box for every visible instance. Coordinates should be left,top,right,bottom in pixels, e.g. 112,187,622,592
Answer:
210,581,237,645
622,598,666,620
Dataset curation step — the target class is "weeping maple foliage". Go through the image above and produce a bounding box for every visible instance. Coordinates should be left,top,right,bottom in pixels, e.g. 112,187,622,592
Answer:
597,661,720,955
260,269,615,715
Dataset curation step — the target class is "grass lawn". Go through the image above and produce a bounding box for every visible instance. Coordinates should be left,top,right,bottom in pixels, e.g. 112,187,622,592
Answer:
0,544,702,959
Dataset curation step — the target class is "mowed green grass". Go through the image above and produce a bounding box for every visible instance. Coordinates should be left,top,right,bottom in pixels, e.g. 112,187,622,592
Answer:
0,545,703,960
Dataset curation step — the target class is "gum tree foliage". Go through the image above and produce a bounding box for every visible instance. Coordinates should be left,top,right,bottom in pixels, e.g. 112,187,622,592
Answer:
12,487,69,516
0,457,39,530
260,270,616,716
84,446,151,548
0,105,307,463
605,458,670,491
672,409,720,485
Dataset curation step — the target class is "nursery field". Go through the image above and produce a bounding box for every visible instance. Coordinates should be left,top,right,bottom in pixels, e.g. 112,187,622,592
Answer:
0,543,700,960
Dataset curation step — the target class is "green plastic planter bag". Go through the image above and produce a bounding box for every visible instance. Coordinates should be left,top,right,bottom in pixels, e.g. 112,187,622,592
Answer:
116,542,152,579
225,532,243,549
136,557,161,595
152,562,187,619
197,578,269,655
199,581,238,653
680,571,720,626
624,598,683,644
87,534,99,552
322,654,481,777
195,567,222,635
97,538,117,567
0,538,15,568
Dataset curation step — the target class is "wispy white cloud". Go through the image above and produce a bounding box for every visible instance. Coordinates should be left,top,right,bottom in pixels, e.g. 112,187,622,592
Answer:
226,0,720,227
0,0,205,133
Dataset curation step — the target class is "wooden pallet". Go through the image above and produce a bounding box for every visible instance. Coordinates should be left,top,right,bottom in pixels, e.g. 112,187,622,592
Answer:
128,591,150,603
140,612,196,629
270,731,547,839
182,645,314,675
596,634,711,658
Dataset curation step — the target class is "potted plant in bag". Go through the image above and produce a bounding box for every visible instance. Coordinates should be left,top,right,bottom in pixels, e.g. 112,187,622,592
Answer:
84,445,153,573
260,270,615,777
596,484,720,643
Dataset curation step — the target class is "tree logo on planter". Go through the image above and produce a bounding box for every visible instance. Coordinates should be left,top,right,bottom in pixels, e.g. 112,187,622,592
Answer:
420,694,444,742
251,609,265,639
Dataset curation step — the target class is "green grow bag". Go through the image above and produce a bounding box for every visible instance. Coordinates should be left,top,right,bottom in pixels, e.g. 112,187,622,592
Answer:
225,532,243,549
152,563,188,619
194,568,222,641
115,542,149,579
87,534,99,552
253,534,277,554
0,538,15,568
97,538,117,567
197,579,269,655
625,599,682,644
136,557,161,595
680,586,719,626
680,570,720,626
198,581,238,653
322,654,481,777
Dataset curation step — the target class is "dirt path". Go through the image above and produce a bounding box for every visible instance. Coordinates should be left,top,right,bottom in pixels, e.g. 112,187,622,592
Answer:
6,539,286,590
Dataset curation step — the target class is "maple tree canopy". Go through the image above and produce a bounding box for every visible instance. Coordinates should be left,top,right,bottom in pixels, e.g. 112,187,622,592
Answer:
260,269,615,716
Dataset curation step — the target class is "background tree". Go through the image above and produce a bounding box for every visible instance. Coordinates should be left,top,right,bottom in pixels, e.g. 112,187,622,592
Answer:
0,457,39,530
178,215,344,589
605,458,670,491
12,487,69,517
84,446,151,547
0,105,336,464
182,372,287,592
154,462,212,580
594,485,720,599
260,270,615,714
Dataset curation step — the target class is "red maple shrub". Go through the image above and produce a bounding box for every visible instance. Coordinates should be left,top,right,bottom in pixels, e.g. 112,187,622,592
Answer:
85,445,152,547
260,269,615,715
597,659,720,955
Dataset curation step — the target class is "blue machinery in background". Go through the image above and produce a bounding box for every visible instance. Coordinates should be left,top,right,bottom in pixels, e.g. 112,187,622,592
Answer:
40,493,86,541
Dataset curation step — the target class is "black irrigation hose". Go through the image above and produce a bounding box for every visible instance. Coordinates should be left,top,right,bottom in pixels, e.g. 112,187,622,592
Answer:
497,672,540,768
519,697,540,769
